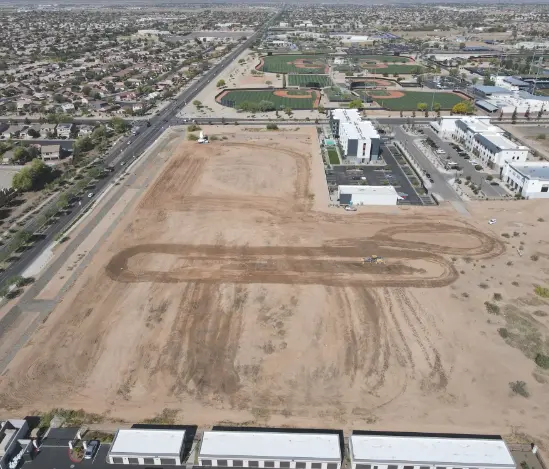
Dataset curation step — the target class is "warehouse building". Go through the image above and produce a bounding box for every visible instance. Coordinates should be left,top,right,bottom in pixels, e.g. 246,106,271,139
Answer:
329,109,380,162
198,430,342,468
338,185,400,206
349,431,516,469
501,161,549,199
107,428,187,465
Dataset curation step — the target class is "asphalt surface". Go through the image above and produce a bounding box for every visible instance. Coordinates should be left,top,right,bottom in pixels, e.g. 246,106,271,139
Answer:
0,9,282,287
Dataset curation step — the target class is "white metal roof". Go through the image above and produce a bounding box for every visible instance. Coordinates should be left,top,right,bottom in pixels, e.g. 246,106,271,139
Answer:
338,185,399,196
199,431,341,461
350,435,515,467
109,429,186,457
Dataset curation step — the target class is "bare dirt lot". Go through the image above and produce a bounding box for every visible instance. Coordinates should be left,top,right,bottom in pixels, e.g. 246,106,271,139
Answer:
2,127,549,444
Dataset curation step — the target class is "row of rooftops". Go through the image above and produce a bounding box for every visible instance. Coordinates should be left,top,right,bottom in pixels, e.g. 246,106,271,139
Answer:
454,117,528,153
330,109,380,141
106,428,517,468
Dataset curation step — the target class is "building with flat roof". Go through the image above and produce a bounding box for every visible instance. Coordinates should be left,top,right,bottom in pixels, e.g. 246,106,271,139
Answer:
198,430,342,469
107,428,187,465
329,109,380,162
338,185,400,206
502,162,549,199
349,431,516,469
431,116,529,170
0,419,29,469
470,85,511,98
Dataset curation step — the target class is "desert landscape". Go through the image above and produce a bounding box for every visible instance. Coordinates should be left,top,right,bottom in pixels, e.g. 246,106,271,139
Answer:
1,127,549,444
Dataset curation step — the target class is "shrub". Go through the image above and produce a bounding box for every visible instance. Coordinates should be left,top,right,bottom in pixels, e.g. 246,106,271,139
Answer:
509,380,530,398
484,301,500,314
493,293,502,301
462,292,469,298
266,123,278,130
479,283,489,289
498,328,509,339
501,233,510,238
474,164,482,170
534,286,549,298
535,354,549,369
512,281,519,286
187,124,201,132
538,217,545,222
486,175,493,181
531,254,539,261
187,133,199,141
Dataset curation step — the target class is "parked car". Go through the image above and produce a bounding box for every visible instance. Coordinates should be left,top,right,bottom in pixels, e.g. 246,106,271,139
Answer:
435,149,446,155
85,440,100,460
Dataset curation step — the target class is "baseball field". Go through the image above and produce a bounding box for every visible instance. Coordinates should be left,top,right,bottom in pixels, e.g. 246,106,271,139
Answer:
257,55,328,74
359,90,464,110
287,74,333,88
217,89,320,110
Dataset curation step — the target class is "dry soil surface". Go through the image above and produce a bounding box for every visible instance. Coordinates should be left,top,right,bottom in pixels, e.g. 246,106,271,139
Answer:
2,127,549,444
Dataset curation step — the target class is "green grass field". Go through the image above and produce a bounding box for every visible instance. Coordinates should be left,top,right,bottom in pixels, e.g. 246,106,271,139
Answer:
362,91,464,111
219,90,318,110
361,64,425,75
287,74,333,88
259,55,327,74
327,148,340,164
356,55,414,63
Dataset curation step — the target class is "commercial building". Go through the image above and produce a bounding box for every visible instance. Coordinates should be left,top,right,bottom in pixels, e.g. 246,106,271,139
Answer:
198,430,342,469
430,116,529,170
0,419,29,469
482,91,549,117
338,185,400,206
107,428,187,465
501,162,549,199
349,431,516,469
330,109,380,162
469,85,510,99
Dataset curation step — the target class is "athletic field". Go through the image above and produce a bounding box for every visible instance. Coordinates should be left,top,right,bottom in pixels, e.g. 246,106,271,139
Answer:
287,74,333,88
217,89,319,110
359,63,425,75
356,55,414,64
258,55,328,74
359,90,464,111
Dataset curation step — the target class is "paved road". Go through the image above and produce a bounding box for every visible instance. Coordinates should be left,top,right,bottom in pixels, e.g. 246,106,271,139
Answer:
392,125,461,202
0,9,283,286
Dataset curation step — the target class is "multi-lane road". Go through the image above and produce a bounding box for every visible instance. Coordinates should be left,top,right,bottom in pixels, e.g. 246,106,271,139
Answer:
0,10,283,286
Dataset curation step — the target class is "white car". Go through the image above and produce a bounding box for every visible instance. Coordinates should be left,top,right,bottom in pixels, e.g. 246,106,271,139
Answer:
436,149,446,154
87,192,94,198
488,219,497,225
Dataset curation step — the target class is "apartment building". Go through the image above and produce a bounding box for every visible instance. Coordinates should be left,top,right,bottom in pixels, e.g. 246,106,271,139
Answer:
501,161,549,199
330,109,380,162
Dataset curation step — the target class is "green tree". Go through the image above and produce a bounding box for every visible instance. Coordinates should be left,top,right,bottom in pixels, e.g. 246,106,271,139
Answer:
317,104,325,114
193,100,202,108
449,68,459,77
433,102,441,112
12,159,55,192
82,85,91,96
110,117,129,134
216,79,226,88
417,102,428,111
284,107,293,116
348,99,363,109
452,100,474,115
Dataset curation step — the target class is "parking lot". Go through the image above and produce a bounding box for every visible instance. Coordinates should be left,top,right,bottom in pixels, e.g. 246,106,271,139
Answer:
325,143,436,206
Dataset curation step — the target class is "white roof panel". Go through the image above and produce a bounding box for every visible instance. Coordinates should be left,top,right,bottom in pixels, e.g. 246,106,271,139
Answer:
338,185,398,196
199,431,341,461
350,435,515,467
110,429,185,457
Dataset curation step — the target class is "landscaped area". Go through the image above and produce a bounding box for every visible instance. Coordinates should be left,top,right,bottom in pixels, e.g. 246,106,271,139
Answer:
358,90,465,110
217,89,320,110
257,54,328,74
327,147,340,164
287,74,333,88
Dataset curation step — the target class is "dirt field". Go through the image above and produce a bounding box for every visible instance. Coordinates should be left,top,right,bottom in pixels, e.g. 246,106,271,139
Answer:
2,127,549,444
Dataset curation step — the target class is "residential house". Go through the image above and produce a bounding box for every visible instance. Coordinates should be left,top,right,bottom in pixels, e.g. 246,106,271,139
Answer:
132,102,144,113
40,123,57,138
21,124,41,139
78,125,95,136
1,125,24,140
41,144,61,162
56,123,74,139
60,102,75,113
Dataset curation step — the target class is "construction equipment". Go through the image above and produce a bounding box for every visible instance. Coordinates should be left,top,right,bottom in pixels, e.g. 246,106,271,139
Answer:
363,255,385,264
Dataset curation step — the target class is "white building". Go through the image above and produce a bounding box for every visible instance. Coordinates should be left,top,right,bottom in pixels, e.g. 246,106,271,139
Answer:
502,161,549,198
198,430,342,469
338,185,400,206
485,92,549,117
0,419,29,469
349,432,516,469
107,428,187,465
430,116,529,170
330,109,380,162
56,123,74,139
41,144,61,162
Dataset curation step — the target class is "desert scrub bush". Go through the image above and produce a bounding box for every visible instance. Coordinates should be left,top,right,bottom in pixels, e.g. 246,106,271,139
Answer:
187,133,199,141
498,328,509,339
493,293,503,301
485,301,500,314
531,254,539,261
535,353,549,369
509,380,530,398
502,233,510,238
462,292,469,298
534,286,549,298
538,218,545,222
187,124,201,132
479,283,489,289
512,281,519,286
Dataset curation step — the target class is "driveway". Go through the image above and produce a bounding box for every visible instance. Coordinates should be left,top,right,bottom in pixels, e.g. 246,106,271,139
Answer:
422,127,509,198
392,126,461,202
